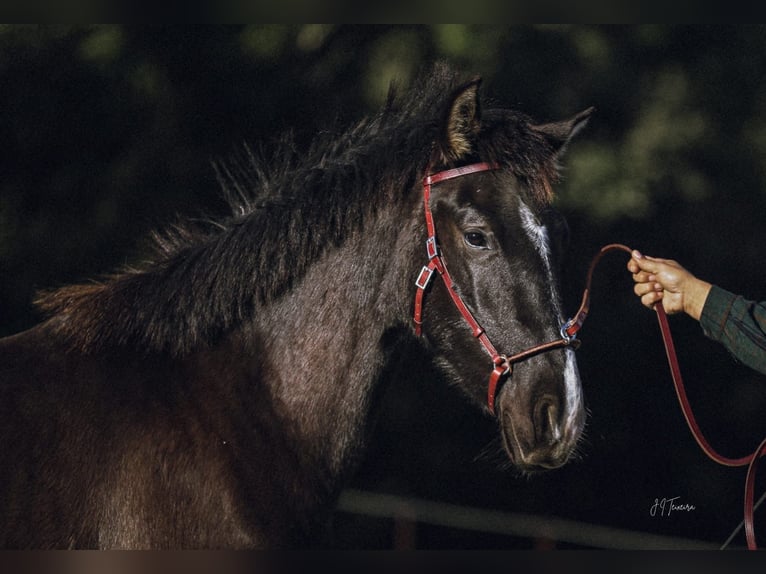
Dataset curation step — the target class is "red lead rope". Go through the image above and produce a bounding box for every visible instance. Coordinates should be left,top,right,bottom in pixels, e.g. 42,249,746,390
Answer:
574,244,766,550
656,298,766,550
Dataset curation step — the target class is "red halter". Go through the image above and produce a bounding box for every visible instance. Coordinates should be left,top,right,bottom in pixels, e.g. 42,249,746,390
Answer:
413,163,579,415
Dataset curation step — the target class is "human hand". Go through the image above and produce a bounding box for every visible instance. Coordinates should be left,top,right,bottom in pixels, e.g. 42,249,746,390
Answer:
626,251,712,320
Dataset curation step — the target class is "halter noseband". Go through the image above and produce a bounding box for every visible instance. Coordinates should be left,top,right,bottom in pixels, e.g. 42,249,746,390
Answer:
413,162,580,415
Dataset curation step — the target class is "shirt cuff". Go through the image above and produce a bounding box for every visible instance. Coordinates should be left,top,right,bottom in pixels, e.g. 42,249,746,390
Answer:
699,285,737,342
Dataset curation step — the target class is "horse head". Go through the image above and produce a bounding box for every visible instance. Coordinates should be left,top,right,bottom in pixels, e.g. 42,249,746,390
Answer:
416,78,592,472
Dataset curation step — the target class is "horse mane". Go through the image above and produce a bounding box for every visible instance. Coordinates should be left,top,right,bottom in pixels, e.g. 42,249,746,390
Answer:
35,63,563,356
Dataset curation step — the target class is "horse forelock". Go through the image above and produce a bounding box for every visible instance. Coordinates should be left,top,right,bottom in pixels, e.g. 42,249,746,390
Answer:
34,63,564,357
476,108,562,208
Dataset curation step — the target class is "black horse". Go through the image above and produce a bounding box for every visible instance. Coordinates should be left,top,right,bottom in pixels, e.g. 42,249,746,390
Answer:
0,65,592,548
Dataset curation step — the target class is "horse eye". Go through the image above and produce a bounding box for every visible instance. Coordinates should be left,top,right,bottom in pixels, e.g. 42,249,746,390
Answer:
464,231,488,249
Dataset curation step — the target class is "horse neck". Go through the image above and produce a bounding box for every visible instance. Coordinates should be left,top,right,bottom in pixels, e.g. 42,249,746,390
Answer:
252,194,423,479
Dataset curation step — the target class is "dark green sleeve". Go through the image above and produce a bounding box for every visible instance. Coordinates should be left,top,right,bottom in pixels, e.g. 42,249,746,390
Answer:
699,285,766,376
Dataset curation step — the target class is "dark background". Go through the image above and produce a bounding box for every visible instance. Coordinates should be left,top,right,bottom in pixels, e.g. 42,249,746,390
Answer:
2,25,766,549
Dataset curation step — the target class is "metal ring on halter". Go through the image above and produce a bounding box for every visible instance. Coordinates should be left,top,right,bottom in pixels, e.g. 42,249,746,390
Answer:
560,320,577,344
494,354,512,375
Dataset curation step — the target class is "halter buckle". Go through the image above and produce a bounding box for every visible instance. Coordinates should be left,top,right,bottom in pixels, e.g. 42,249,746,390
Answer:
426,236,438,259
415,265,435,290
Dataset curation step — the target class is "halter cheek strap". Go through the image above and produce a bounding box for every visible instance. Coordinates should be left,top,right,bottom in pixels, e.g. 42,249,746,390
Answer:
413,162,579,415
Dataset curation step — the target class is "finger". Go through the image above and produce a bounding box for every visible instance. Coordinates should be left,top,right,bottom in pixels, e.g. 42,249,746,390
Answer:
627,252,647,273
631,270,654,284
631,255,661,274
641,290,663,308
634,282,660,297
631,250,674,274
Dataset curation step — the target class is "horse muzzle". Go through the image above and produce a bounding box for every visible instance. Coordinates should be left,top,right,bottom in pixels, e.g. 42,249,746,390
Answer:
498,385,585,471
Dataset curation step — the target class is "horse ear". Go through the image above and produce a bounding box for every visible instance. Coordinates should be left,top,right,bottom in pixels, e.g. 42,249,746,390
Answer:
533,106,595,156
436,77,482,163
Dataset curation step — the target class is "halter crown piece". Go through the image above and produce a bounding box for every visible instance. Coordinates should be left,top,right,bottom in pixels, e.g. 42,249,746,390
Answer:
412,162,580,415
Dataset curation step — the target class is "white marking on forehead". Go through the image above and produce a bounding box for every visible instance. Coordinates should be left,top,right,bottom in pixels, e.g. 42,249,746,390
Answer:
519,201,582,420
518,201,561,318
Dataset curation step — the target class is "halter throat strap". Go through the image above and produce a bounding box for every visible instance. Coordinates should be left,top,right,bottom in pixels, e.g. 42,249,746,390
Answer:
413,162,578,415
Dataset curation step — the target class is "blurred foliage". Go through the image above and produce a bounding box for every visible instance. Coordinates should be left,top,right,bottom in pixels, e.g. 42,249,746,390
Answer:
2,25,766,547
3,26,765,321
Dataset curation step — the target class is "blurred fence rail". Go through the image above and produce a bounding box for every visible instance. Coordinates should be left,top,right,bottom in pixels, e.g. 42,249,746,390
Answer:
335,489,721,549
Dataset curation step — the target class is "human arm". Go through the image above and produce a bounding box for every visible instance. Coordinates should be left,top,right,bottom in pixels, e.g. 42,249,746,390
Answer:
698,285,766,376
627,250,766,375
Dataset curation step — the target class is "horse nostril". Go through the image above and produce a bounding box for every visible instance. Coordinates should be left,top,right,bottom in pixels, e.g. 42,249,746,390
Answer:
535,396,561,445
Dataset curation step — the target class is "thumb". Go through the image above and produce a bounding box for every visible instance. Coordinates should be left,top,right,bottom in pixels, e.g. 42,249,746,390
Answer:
632,250,660,273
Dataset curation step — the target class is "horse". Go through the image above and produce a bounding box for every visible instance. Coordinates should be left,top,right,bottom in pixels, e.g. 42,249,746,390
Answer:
0,64,593,549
